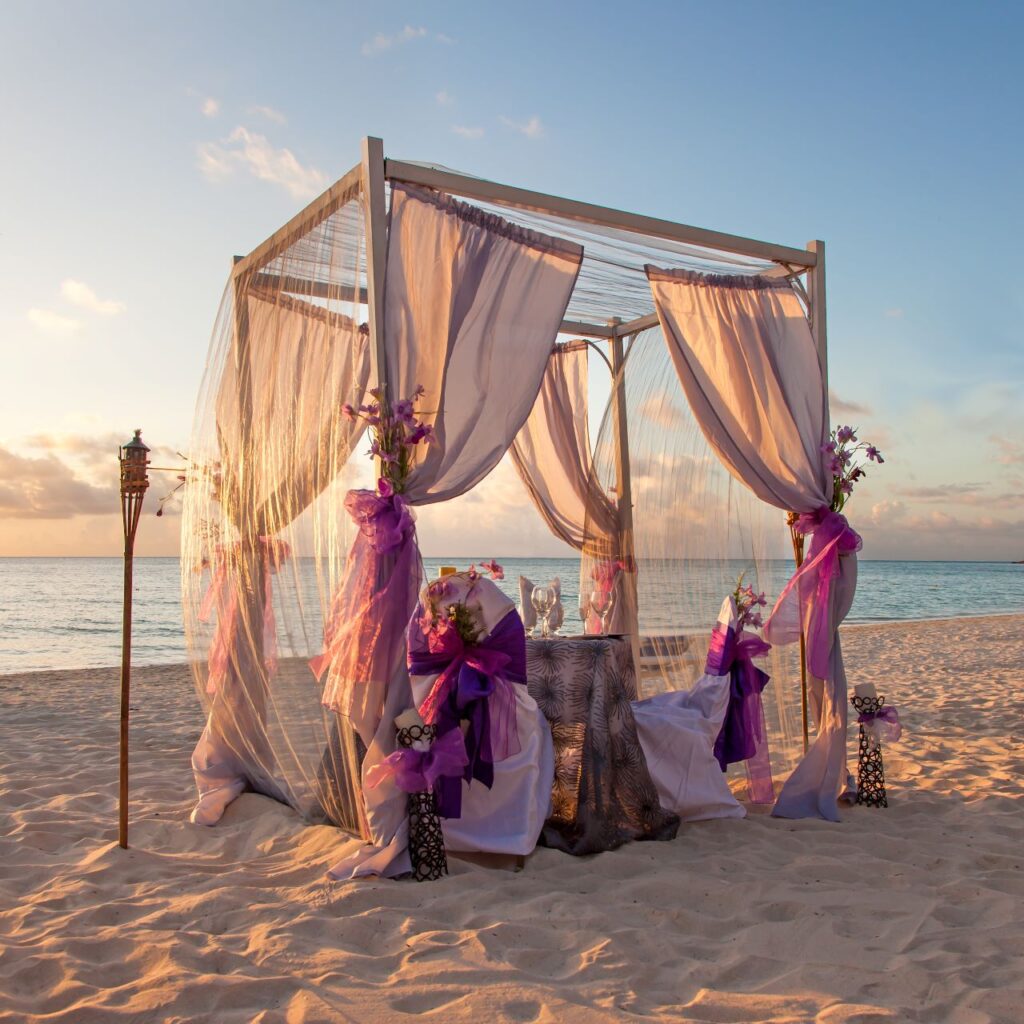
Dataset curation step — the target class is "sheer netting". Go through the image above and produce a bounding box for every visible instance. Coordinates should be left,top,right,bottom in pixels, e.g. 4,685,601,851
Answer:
581,326,807,780
181,177,373,832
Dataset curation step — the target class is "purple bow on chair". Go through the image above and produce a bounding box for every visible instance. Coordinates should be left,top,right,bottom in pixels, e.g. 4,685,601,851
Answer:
857,705,902,749
706,623,775,804
409,609,526,819
364,728,470,794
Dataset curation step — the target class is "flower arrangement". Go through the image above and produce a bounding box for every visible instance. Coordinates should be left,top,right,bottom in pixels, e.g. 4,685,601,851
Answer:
419,578,483,646
821,425,884,513
342,385,434,495
733,574,768,631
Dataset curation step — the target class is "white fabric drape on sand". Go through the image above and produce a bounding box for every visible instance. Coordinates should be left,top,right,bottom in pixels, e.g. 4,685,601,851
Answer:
646,266,855,821
329,183,583,877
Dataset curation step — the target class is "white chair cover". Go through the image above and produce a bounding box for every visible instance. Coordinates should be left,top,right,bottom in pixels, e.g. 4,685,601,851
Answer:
632,596,744,821
410,573,554,856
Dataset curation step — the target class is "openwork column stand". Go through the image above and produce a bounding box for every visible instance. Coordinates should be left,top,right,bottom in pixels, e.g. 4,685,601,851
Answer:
396,723,448,881
851,694,888,807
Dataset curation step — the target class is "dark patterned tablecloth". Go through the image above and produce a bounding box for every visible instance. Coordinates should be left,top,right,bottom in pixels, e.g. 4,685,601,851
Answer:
526,636,679,855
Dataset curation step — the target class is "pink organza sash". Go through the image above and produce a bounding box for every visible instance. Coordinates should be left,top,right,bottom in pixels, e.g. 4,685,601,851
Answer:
310,489,419,740
764,507,862,679
198,537,290,695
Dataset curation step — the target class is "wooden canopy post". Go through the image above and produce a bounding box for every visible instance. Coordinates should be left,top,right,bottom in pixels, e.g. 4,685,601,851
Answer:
118,430,149,849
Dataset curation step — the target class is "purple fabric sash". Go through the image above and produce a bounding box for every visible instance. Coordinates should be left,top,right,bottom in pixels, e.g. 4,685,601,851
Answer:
858,705,902,748
363,728,469,794
764,507,862,679
310,488,419,740
705,624,775,804
409,610,526,818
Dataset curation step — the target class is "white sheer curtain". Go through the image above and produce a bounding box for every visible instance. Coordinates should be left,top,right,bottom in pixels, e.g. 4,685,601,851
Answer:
187,278,371,827
646,266,854,821
510,342,619,553
327,183,584,877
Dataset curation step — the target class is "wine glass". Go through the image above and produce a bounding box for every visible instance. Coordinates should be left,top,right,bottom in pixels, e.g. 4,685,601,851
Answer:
531,585,554,638
590,588,616,634
578,591,592,634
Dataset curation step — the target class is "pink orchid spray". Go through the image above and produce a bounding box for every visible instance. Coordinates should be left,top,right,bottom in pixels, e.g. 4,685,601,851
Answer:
821,425,884,513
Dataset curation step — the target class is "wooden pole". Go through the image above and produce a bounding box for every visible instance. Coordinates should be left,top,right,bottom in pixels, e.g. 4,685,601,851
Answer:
787,513,809,752
118,430,149,849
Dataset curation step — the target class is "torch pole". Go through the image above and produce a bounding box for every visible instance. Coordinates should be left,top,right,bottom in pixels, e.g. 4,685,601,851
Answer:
787,513,809,753
118,430,149,850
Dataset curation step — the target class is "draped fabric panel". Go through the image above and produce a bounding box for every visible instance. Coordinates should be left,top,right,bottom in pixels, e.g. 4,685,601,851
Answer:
325,184,584,877
184,192,373,829
510,343,619,555
386,183,585,505
645,266,855,821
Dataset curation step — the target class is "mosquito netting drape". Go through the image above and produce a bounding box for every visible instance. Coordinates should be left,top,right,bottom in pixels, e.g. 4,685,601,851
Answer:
182,177,372,830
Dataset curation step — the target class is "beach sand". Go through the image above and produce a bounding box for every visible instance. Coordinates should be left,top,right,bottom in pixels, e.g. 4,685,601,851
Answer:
1,614,1022,1023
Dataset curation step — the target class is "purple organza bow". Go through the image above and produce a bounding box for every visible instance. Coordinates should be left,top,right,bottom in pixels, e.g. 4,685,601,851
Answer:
409,610,526,819
363,728,470,794
764,507,862,680
857,705,902,749
345,486,415,555
706,624,775,804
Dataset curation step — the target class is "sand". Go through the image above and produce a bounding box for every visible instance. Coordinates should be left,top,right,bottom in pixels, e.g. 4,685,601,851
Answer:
1,614,1022,1024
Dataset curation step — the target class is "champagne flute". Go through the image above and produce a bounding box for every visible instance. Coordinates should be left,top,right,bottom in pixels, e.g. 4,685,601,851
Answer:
590,588,616,634
578,591,591,634
531,586,553,638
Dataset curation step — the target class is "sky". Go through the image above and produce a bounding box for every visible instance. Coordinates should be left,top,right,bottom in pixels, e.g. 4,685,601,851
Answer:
1,1,1022,561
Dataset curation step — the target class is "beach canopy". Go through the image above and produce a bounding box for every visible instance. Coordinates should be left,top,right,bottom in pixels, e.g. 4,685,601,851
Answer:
182,137,858,874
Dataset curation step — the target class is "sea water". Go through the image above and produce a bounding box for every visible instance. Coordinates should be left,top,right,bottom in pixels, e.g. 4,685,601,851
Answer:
1,556,1021,674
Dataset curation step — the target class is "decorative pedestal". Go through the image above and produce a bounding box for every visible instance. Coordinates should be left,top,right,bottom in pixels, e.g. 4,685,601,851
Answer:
851,694,887,808
396,723,448,881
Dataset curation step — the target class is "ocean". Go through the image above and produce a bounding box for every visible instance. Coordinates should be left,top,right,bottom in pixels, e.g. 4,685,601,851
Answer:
1,557,1022,675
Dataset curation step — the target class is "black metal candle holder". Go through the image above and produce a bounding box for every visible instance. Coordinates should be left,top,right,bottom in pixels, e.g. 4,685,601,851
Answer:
396,723,448,881
851,694,888,808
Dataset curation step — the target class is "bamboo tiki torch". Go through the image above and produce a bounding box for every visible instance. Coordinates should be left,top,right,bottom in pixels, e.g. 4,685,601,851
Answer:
118,429,150,849
786,511,810,752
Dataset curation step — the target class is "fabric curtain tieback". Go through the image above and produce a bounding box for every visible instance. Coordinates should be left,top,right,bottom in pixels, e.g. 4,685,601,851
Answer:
705,623,774,804
764,507,862,679
410,610,527,818
199,537,290,695
364,728,469,794
309,489,416,683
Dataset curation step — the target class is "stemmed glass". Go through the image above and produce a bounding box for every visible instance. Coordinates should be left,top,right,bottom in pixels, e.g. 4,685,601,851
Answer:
590,588,616,634
578,591,591,635
531,585,555,638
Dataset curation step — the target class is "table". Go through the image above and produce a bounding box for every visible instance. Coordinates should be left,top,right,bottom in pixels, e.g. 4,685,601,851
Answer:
526,635,679,855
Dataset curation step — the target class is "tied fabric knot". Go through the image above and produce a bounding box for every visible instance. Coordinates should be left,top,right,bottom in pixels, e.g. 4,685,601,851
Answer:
706,624,774,804
858,705,902,750
199,536,291,696
364,728,469,794
764,506,862,680
309,487,418,686
410,610,526,819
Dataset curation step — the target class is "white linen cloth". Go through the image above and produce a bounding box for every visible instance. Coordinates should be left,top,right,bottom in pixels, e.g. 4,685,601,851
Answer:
327,185,581,878
410,573,555,855
646,266,854,821
631,597,744,822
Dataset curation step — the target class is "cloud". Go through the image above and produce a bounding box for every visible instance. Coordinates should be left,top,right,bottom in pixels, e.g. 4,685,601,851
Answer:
990,434,1024,465
828,389,872,418
197,126,328,200
637,393,689,431
361,25,428,56
0,444,116,519
451,125,484,139
250,104,287,125
500,115,544,139
884,308,904,318
435,90,454,106
60,279,126,316
27,308,80,336
201,97,220,117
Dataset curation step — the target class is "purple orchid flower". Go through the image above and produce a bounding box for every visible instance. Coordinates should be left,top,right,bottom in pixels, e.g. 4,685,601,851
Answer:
836,425,857,444
866,446,884,463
